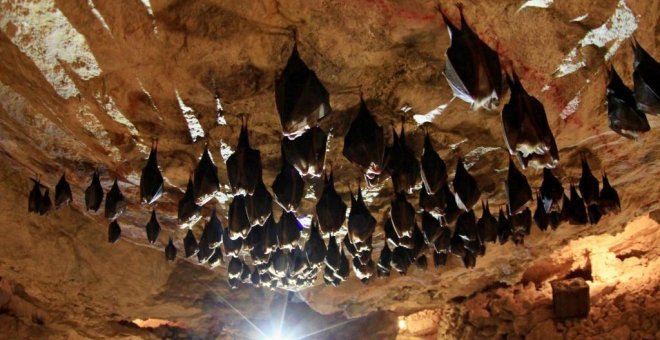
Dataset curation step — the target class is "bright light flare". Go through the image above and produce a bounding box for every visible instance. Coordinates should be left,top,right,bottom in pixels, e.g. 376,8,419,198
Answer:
398,317,407,330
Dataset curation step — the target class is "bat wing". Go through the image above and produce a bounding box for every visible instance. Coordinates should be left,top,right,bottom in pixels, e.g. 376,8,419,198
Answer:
505,158,532,214
228,195,251,240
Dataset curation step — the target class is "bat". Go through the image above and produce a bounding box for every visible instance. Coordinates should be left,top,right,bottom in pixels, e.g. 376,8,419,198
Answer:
564,185,588,225
282,126,328,178
263,214,280,254
453,157,480,211
193,145,220,205
533,192,549,231
598,174,621,215
85,171,104,212
55,173,72,208
245,179,273,227
196,230,214,264
222,226,243,257
390,192,416,239
335,248,350,282
497,208,512,245
632,39,660,115
202,208,223,248
108,220,121,243
433,252,448,267
501,73,559,169
343,98,387,180
304,219,327,267
140,141,164,204
40,189,52,215
315,170,347,235
377,245,392,278
272,144,305,212
420,132,448,195
165,237,177,262
183,228,199,258
324,234,341,272
540,168,563,213
419,183,448,216
455,210,478,242
105,179,126,220
343,234,359,258
607,66,650,139
275,43,332,138
228,257,243,279
390,246,412,275
228,195,251,240
441,183,461,224
579,156,601,224
421,211,442,245
244,224,264,252
278,210,302,250
28,178,43,214
178,176,202,227
505,157,532,214
386,122,420,194
439,4,503,111
433,224,452,254
347,183,377,244
449,231,466,258
510,207,531,245
145,210,161,244
477,201,498,243
227,118,262,195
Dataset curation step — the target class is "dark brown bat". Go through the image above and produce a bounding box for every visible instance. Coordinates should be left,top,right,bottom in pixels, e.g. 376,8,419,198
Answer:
272,144,304,212
55,173,72,208
421,211,441,245
579,156,600,206
533,192,549,231
245,180,273,227
278,210,302,250
441,182,461,224
501,73,559,169
250,237,270,265
343,234,358,257
241,264,252,284
510,207,531,245
505,157,532,214
632,39,660,115
223,226,243,257
324,234,341,271
386,122,421,193
194,145,220,205
244,224,264,252
566,185,588,225
28,179,43,214
335,249,350,282
420,132,448,195
449,231,466,258
462,251,476,269
384,215,402,249
292,246,310,276
377,245,392,278
105,179,126,220
477,201,498,243
343,98,386,180
440,4,503,111
178,176,202,227
40,189,52,215
315,170,347,235
263,214,279,254
304,219,327,267
540,168,563,213
391,246,412,275
85,171,104,212
275,43,332,138
433,252,448,267
228,257,243,280
165,237,177,262
202,208,223,248
251,268,261,287
411,224,428,259
598,174,621,215
140,141,164,204
282,126,328,178
347,184,376,244
209,248,224,268
497,208,512,245
607,66,650,139
227,118,262,195
455,210,478,242
228,195,251,240
453,158,480,211
390,192,416,239
108,220,121,243
183,228,199,258
419,184,448,215
196,230,214,264
145,210,161,244
433,225,451,254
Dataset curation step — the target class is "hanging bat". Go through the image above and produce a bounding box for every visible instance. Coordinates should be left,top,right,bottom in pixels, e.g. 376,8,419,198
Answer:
227,117,262,195
453,158,480,211
420,132,448,195
275,43,332,138
391,246,412,275
228,195,251,240
228,257,244,279
347,183,377,244
540,168,563,213
501,73,559,169
105,179,126,220
565,185,588,225
324,234,341,272
421,211,441,245
315,170,347,235
598,174,621,215
85,171,104,212
183,228,199,258
145,210,161,244
272,144,304,212
282,126,328,178
270,249,289,277
384,215,402,249
244,224,264,252
227,277,240,290
194,145,220,205
202,208,223,248
250,236,270,265
165,237,177,262
28,179,43,214
449,231,466,258
55,173,72,208
533,192,549,231
251,268,261,287
433,224,452,254
222,226,243,257
377,245,392,278
343,98,387,180
208,246,223,268
439,4,503,111
505,157,532,214
462,251,476,269
411,224,428,259
196,230,214,264
324,266,338,287
353,255,375,281
263,214,280,254
510,207,531,245
245,180,273,227
292,247,310,276
386,122,420,194
455,210,478,242
441,183,461,224
40,189,52,215
477,201,498,243
419,183,448,216
108,220,121,243
278,210,302,250
140,140,164,204
343,234,358,257
304,219,327,267
632,39,660,115
178,176,202,227
497,208,512,245
607,66,650,139
433,252,448,267
241,264,252,284
579,156,602,224
390,192,416,239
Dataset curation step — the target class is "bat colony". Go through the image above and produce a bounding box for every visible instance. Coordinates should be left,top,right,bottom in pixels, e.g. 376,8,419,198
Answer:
29,5,656,290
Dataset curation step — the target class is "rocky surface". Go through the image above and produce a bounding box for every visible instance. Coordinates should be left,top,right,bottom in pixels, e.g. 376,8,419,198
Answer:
0,0,658,338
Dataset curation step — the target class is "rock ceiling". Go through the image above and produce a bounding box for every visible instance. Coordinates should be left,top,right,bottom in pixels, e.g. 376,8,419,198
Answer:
0,0,658,338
